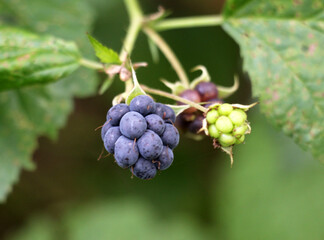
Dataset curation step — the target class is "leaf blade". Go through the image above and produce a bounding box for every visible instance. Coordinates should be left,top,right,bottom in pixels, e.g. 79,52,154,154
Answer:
222,0,324,162
87,33,121,64
0,27,81,91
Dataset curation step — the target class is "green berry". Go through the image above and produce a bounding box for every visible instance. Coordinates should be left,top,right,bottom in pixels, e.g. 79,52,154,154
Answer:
208,124,220,138
206,110,219,124
233,123,248,138
236,109,247,121
229,109,245,126
218,103,233,116
215,116,233,133
218,133,236,147
235,134,245,144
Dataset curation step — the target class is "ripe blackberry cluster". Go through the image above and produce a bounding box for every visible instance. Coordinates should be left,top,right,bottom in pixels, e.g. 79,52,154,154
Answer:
101,95,179,180
205,103,249,147
176,81,223,135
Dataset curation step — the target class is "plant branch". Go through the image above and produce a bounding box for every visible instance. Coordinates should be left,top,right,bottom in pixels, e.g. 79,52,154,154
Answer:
141,85,208,113
100,0,143,94
80,58,103,70
153,15,224,31
143,26,190,88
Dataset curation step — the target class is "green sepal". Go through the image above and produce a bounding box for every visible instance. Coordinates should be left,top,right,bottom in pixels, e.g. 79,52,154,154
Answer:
161,79,186,95
166,104,190,116
125,66,146,105
217,75,240,99
189,65,211,89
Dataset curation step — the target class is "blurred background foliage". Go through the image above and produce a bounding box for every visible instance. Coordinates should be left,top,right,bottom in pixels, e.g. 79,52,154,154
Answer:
0,0,323,239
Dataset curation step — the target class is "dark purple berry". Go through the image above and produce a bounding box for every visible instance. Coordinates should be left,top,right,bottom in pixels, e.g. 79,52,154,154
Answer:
195,82,218,101
160,123,180,149
137,130,163,160
129,95,156,116
107,103,130,125
114,136,139,168
145,114,165,136
177,89,201,114
155,146,174,170
120,111,147,139
104,127,122,154
155,103,176,123
131,157,157,180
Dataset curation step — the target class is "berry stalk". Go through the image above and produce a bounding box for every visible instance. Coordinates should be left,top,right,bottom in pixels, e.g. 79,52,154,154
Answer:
141,85,208,113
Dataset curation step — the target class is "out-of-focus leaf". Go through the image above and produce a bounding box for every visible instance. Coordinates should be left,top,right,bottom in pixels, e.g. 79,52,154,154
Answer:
63,199,207,240
87,33,121,64
0,0,97,202
6,198,209,240
0,27,80,91
6,215,57,240
215,112,324,239
222,0,324,162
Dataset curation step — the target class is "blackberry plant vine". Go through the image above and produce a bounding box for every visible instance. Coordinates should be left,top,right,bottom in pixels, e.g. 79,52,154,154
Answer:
0,0,323,196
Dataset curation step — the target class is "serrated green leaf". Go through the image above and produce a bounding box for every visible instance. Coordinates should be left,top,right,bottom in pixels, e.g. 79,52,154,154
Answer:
126,67,146,105
223,0,324,162
0,27,80,91
87,33,121,64
0,0,97,202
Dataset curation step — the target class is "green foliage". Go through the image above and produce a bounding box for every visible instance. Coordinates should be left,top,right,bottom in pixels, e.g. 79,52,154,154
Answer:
7,199,207,240
0,0,97,202
222,0,324,162
87,33,121,64
216,113,324,239
0,27,80,91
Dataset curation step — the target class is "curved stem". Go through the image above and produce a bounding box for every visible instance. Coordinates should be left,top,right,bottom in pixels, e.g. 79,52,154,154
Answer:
141,85,208,113
80,58,103,70
120,0,143,61
143,27,190,88
153,15,224,31
100,0,143,94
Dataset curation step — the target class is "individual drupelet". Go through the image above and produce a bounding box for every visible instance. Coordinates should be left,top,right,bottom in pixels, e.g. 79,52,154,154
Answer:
103,127,122,154
155,103,176,123
131,157,157,180
106,103,130,125
119,111,147,139
155,146,174,170
114,136,139,168
129,95,156,116
101,121,113,140
160,123,180,149
137,130,163,160
145,114,165,136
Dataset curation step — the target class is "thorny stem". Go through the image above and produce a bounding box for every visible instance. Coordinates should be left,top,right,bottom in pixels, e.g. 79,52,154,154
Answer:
141,85,208,113
143,26,190,88
153,15,224,31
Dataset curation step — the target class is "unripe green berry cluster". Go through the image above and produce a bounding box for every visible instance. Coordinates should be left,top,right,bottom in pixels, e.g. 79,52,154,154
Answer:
206,103,249,147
